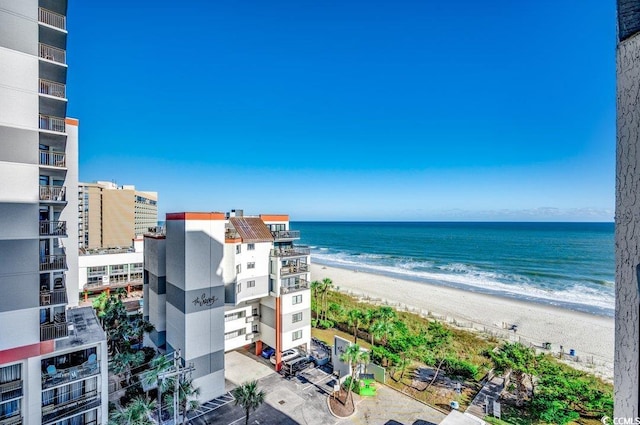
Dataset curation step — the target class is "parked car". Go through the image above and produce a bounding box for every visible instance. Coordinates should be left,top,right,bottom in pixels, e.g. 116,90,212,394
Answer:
261,347,275,359
283,355,312,376
270,348,300,364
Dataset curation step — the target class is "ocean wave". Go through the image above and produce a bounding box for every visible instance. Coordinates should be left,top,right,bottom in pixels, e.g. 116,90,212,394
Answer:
310,250,614,313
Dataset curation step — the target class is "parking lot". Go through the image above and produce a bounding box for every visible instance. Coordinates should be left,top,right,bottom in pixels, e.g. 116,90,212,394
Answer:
189,346,446,425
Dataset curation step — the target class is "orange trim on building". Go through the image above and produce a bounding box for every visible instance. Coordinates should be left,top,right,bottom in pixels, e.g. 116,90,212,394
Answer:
0,340,54,364
224,238,242,244
275,297,282,371
166,212,226,221
260,214,289,222
255,340,263,356
65,118,79,126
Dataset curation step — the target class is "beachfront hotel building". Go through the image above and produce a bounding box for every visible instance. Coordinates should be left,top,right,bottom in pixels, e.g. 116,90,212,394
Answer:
143,210,311,401
616,0,640,416
0,1,109,424
78,181,158,250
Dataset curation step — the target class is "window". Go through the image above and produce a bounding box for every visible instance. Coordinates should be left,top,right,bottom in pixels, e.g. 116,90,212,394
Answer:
247,262,255,269
224,311,245,321
292,330,302,341
292,312,302,323
225,329,246,340
247,280,255,288
237,282,241,293
236,245,241,254
292,295,302,305
236,264,241,274
247,243,255,251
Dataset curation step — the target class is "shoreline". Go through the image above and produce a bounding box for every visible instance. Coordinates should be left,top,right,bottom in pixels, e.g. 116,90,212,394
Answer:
310,262,614,378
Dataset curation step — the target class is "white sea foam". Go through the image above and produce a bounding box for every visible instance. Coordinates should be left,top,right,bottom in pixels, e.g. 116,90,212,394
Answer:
310,249,615,313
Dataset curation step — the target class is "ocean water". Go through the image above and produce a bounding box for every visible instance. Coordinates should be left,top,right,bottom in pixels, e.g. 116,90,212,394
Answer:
293,222,615,317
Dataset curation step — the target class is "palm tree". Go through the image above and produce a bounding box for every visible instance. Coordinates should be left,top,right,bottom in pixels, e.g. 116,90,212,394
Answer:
232,380,266,425
362,308,378,345
165,378,201,425
310,280,321,319
347,308,364,343
111,350,145,387
109,396,156,425
321,278,333,321
377,306,396,324
142,354,173,421
340,344,367,405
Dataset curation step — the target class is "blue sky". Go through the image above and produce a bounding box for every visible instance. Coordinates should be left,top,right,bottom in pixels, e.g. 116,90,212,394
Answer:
67,0,615,221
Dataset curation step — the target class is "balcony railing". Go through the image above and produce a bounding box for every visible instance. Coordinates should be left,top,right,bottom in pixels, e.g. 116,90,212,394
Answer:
42,360,100,390
39,43,66,65
39,255,67,271
39,185,66,202
38,8,66,30
39,114,65,133
0,380,22,402
271,230,300,240
40,289,68,306
40,321,69,341
0,412,22,425
280,279,310,294
42,391,100,423
245,331,260,341
39,221,67,236
225,229,241,241
280,264,309,276
39,150,66,168
270,246,311,258
39,79,66,99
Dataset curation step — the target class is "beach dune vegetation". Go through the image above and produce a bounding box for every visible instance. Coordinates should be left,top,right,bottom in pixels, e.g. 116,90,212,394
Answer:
313,283,613,423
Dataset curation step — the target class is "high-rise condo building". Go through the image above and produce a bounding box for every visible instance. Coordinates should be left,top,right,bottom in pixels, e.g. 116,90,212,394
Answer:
144,210,311,402
0,1,108,423
616,0,640,416
78,181,158,250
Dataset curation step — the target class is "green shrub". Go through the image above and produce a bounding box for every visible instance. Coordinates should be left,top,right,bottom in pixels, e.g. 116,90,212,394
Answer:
443,357,478,380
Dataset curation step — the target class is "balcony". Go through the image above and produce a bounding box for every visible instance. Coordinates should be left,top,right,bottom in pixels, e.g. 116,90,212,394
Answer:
271,230,300,241
0,380,22,402
39,185,66,202
225,229,241,242
0,413,22,425
39,221,67,237
39,255,67,272
39,114,65,133
281,279,310,294
42,391,100,424
40,321,69,341
42,360,100,390
39,150,66,168
245,314,260,323
280,263,309,276
38,7,66,31
40,288,68,307
39,43,66,65
245,331,260,341
270,246,311,258
39,79,66,99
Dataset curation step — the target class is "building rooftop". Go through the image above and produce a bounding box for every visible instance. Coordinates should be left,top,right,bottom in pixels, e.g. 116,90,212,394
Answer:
55,306,105,351
230,217,274,243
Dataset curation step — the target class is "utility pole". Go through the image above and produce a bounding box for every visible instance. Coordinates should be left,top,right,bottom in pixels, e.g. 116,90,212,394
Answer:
158,349,195,424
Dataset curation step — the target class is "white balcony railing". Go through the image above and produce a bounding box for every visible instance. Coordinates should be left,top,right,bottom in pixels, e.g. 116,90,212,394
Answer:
39,185,66,202
38,7,66,30
39,79,66,98
39,43,66,64
39,150,66,168
39,220,67,236
39,114,65,133
39,255,67,271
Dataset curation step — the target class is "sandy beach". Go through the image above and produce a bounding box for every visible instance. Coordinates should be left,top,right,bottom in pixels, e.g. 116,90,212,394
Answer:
310,263,614,379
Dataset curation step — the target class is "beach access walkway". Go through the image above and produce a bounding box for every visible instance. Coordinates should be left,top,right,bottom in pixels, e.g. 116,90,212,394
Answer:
465,371,505,419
